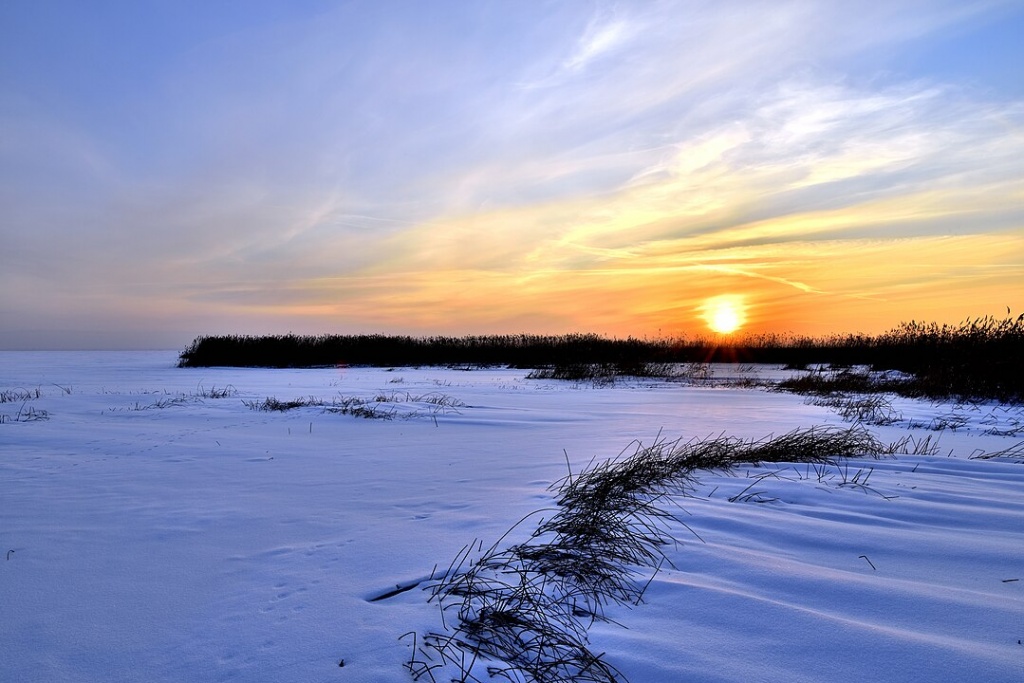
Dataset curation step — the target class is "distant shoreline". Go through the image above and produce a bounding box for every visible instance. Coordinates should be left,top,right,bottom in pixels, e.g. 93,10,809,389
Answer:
176,316,1023,403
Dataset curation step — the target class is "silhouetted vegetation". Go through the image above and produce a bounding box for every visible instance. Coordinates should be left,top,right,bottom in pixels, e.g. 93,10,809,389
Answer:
178,315,1024,402
178,333,690,369
775,316,1024,402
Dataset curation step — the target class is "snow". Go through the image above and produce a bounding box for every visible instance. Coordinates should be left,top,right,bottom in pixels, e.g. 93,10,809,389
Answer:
1,351,1022,682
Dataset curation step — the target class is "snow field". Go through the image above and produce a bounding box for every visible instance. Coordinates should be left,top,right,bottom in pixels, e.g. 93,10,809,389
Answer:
1,352,1022,682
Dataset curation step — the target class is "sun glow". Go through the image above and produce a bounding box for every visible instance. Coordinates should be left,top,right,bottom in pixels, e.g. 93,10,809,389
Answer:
702,295,747,334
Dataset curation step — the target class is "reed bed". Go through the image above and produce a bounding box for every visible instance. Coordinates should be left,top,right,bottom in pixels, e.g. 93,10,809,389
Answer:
178,315,1024,402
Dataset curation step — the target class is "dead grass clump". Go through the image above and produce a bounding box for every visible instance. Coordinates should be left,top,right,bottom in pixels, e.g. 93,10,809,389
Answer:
373,391,466,410
808,393,903,425
323,396,397,420
777,367,902,396
196,384,237,399
127,395,190,411
526,362,695,386
0,406,50,423
242,396,324,412
242,392,465,420
407,426,881,682
0,387,43,403
526,364,620,384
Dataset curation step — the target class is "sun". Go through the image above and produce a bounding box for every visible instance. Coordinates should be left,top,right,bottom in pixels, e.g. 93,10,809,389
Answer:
702,295,747,334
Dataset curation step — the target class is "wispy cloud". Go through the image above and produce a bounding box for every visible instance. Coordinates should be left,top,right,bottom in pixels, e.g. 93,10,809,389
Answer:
562,11,633,73
333,71,1024,335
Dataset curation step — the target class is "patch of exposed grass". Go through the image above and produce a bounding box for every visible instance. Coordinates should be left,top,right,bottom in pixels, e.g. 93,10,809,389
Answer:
968,441,1024,463
525,361,700,385
242,396,325,412
323,396,397,420
526,363,620,383
777,367,908,396
126,395,191,411
196,384,237,399
241,392,464,421
804,392,904,426
0,406,50,423
373,391,465,409
407,426,884,683
0,387,43,403
885,433,944,457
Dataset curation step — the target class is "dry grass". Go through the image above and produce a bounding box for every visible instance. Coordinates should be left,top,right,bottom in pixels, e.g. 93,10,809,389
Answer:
0,387,43,403
242,396,325,412
406,426,884,683
242,392,464,421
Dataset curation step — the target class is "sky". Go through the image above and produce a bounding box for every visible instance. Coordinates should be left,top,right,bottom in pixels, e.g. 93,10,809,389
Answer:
2,1,1023,350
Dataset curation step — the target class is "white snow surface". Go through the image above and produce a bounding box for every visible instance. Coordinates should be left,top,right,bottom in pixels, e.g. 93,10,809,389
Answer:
1,351,1022,682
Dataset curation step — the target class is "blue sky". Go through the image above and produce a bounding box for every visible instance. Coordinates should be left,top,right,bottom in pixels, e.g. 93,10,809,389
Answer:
2,1,1023,349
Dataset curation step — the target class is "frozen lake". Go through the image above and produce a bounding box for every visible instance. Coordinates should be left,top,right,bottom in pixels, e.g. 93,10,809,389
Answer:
1,351,1022,682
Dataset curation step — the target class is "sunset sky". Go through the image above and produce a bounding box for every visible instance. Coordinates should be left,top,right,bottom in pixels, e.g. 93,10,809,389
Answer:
2,1,1023,349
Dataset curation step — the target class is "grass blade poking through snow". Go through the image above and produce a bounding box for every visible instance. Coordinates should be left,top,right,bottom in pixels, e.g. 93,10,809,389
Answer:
406,425,883,683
